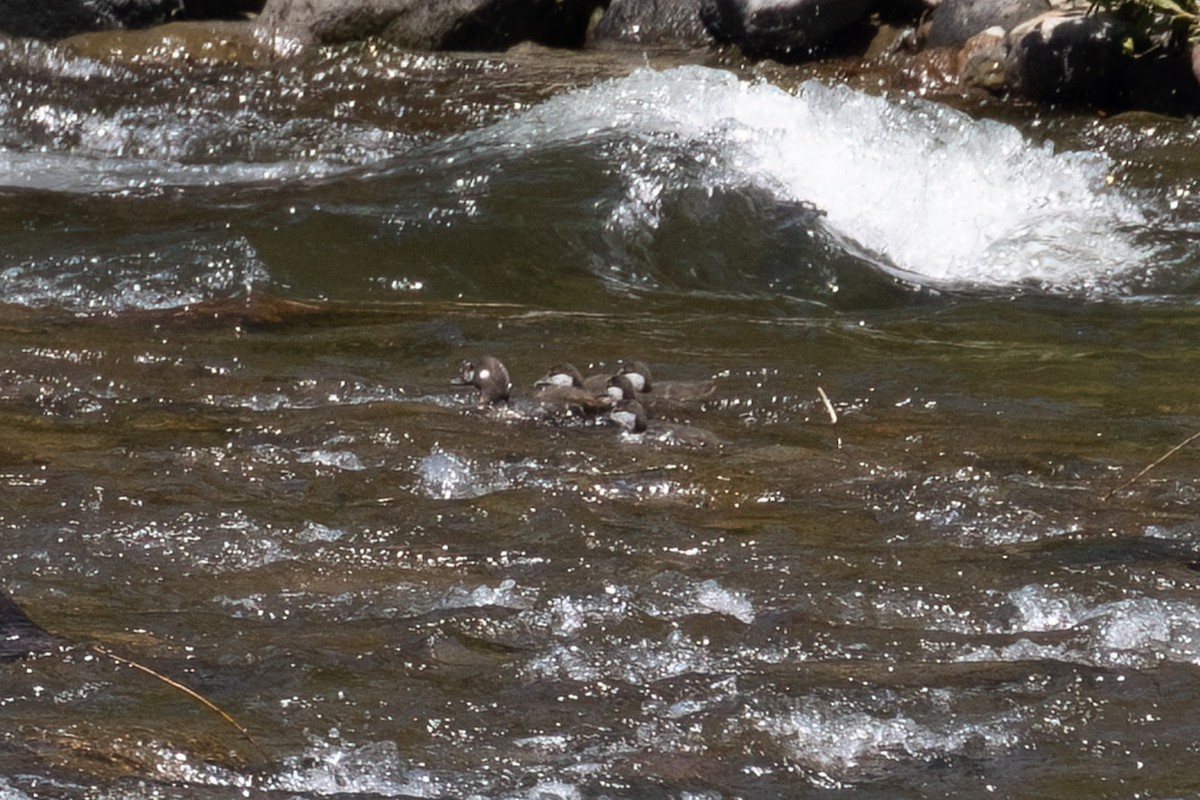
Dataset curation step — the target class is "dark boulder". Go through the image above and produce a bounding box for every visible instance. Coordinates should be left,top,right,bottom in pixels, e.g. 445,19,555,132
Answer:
1121,44,1200,114
0,589,61,661
589,0,713,48
1004,10,1128,106
701,0,874,60
925,0,1049,48
257,0,602,50
0,0,264,40
176,0,263,18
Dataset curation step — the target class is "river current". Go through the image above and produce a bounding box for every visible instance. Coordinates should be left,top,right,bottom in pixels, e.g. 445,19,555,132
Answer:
3,34,1200,799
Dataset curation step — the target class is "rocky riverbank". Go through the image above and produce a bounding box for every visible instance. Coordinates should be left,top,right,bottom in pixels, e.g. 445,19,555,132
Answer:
4,0,1200,114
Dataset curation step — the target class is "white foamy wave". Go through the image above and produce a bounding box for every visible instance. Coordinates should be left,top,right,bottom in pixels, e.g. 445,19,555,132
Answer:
415,447,541,500
694,578,755,624
489,66,1148,290
512,781,583,800
0,776,35,800
965,583,1200,667
298,448,367,471
267,738,440,797
528,629,715,684
744,699,1019,778
439,578,536,611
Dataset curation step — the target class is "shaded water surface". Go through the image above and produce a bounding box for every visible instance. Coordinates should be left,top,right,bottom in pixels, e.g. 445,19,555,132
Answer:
3,35,1200,799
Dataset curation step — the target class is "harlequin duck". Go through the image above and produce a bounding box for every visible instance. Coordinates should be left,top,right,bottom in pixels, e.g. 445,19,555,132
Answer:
618,359,717,407
451,355,511,406
535,363,613,395
605,373,638,402
534,363,614,417
608,397,648,433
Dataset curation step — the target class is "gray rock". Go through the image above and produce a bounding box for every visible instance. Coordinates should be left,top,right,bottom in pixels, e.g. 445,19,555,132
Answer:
0,0,262,40
925,0,1049,48
257,0,601,50
589,0,713,48
956,25,1006,90
1004,10,1127,106
701,0,874,60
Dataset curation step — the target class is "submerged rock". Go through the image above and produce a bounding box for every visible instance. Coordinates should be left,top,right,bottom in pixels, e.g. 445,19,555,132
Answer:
58,19,272,65
588,0,714,48
0,589,61,660
0,0,262,40
700,0,874,60
257,0,602,50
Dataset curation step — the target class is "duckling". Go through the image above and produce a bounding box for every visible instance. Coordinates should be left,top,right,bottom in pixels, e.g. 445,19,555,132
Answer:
608,398,648,433
536,362,613,394
451,355,511,406
532,362,619,418
618,359,717,407
605,373,639,402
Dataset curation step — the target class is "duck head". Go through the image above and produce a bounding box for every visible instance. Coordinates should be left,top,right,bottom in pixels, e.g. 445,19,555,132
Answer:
534,363,585,389
606,373,638,402
609,398,648,433
618,359,653,393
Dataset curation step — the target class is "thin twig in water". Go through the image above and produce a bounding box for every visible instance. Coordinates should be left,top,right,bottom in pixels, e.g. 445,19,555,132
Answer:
817,386,842,449
1102,429,1200,502
91,645,268,760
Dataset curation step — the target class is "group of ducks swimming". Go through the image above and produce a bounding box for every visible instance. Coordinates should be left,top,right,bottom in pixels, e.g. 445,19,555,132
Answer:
450,355,715,433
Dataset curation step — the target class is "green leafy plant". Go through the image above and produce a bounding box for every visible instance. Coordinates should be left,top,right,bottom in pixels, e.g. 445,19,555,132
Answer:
1089,0,1200,54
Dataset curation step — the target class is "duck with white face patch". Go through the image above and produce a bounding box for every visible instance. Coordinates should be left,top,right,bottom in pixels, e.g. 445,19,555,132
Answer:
618,359,717,410
451,355,512,406
535,362,613,395
608,397,648,433
533,362,616,417
448,357,657,434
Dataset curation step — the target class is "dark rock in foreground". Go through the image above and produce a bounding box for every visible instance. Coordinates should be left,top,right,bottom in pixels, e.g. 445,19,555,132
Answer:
0,0,262,40
257,0,602,50
589,0,713,48
701,0,874,60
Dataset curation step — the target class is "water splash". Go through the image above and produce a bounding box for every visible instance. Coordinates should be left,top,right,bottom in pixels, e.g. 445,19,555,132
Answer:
484,66,1150,291
743,698,1019,779
963,583,1200,668
268,738,439,797
416,448,497,500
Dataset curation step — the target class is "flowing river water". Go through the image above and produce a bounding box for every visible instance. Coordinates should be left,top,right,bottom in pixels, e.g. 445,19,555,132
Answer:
3,33,1200,799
